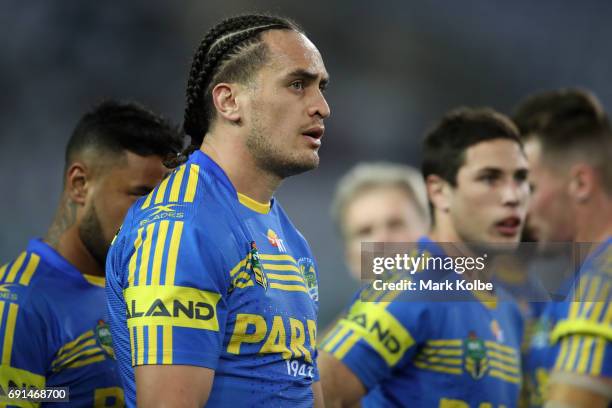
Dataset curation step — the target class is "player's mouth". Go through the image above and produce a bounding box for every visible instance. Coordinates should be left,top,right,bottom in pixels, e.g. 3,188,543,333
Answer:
301,126,324,147
494,216,522,237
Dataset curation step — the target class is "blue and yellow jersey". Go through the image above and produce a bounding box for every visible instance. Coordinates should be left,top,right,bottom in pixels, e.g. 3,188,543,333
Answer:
106,151,319,407
0,239,124,407
321,237,524,407
524,238,611,407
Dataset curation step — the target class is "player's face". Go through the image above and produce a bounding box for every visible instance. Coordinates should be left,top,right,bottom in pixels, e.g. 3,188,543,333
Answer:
243,29,330,178
79,152,169,267
449,139,530,244
524,138,575,242
344,186,428,280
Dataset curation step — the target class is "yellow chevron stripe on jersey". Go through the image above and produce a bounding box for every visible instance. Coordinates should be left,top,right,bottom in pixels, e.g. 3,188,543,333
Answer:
422,347,462,356
52,338,97,369
5,252,26,283
489,369,520,384
321,325,350,352
83,274,105,288
154,176,171,205
165,221,184,286
53,347,106,371
136,326,144,365
68,354,106,370
263,263,300,273
269,283,308,293
151,221,170,286
416,354,462,366
55,330,95,358
169,166,186,202
576,336,594,374
554,336,570,371
487,350,518,365
128,227,145,287
485,341,517,356
18,253,40,286
591,336,605,375
488,359,519,375
267,273,304,282
138,223,155,286
564,335,581,371
0,264,7,281
414,361,462,375
588,281,610,323
162,325,172,364
141,191,154,209
427,339,462,347
148,325,158,364
1,303,18,365
184,164,200,203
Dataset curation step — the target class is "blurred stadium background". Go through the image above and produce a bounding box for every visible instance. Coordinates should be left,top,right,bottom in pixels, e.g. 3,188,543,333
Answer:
1,0,611,326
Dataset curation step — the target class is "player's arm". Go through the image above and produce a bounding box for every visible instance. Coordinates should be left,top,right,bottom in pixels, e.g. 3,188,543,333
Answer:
546,374,612,408
318,297,419,407
312,380,326,408
135,365,214,408
319,350,366,407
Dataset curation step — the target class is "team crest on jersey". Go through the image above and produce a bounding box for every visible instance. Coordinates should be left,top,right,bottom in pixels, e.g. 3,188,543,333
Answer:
249,241,268,290
95,320,115,359
464,331,488,379
266,229,287,253
298,258,318,301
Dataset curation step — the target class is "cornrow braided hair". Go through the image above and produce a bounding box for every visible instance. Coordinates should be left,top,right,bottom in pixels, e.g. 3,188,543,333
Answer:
169,14,300,168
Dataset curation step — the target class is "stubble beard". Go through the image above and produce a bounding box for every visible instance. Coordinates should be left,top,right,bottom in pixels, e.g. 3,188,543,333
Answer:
246,115,319,180
78,202,110,269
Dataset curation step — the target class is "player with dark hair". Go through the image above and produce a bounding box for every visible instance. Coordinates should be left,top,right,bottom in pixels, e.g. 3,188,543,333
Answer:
319,108,530,407
105,14,330,407
514,89,612,408
0,100,182,406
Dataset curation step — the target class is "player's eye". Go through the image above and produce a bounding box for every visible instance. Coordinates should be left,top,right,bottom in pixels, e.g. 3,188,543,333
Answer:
290,80,304,91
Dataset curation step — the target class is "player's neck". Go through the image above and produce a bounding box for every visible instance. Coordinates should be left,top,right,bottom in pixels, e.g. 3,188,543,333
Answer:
46,200,105,277
574,199,612,243
200,135,281,203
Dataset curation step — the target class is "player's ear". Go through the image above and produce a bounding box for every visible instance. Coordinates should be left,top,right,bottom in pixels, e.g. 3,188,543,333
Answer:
65,162,89,206
426,174,451,213
211,82,242,125
568,163,595,203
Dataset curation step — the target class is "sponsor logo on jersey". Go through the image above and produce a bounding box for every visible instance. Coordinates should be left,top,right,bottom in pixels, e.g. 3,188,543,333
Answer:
464,331,488,379
95,319,115,359
0,283,19,301
139,204,185,226
298,257,318,301
266,229,287,253
249,241,268,289
125,286,221,331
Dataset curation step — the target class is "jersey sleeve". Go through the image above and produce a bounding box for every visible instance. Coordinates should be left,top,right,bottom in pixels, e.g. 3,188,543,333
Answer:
319,291,430,390
550,258,612,377
119,219,230,370
0,255,50,395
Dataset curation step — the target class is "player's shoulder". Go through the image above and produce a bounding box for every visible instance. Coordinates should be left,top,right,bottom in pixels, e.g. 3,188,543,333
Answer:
0,240,67,315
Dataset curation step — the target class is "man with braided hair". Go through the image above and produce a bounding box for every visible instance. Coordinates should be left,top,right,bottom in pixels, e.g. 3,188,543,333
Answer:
106,14,330,407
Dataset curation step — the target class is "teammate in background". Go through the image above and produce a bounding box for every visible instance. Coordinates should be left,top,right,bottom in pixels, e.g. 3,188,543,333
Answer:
0,101,182,407
106,14,330,407
331,162,429,281
319,108,530,407
514,89,612,408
